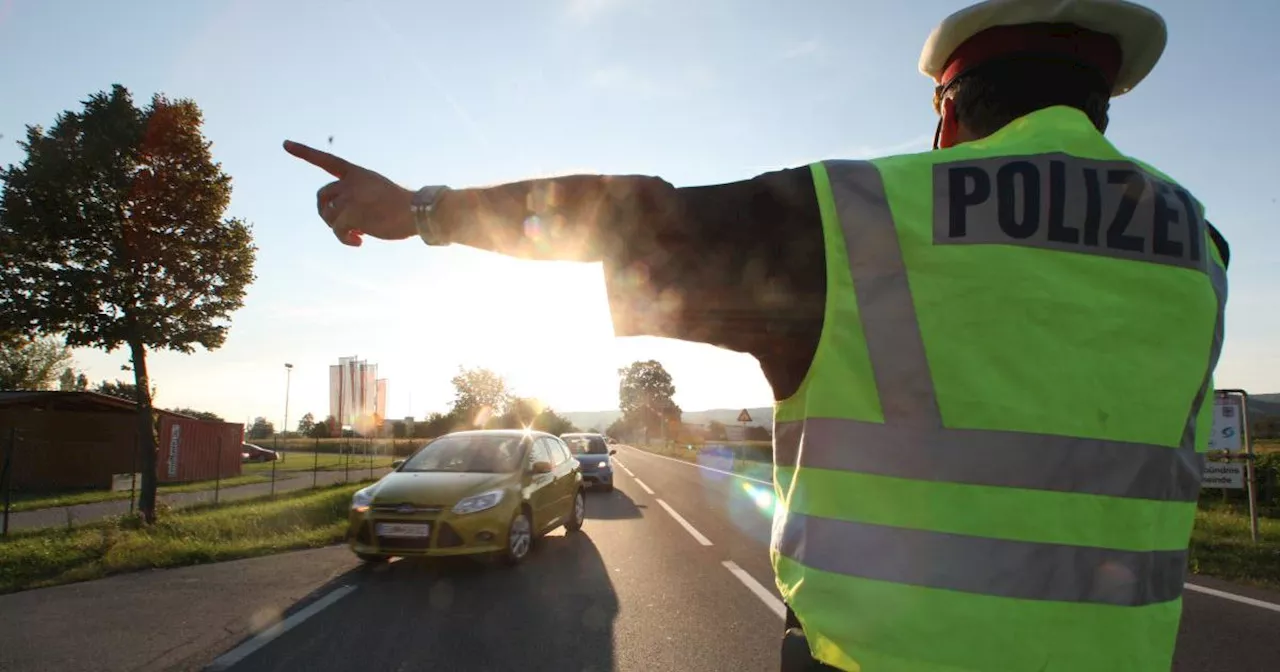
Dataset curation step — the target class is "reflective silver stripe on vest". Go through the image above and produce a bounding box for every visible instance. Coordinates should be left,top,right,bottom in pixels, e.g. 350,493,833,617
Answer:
776,511,1187,607
828,161,939,425
774,419,1203,502
770,160,1226,604
1181,256,1229,454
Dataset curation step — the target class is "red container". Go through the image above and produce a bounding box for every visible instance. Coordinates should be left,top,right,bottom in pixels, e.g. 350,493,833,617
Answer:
156,414,244,484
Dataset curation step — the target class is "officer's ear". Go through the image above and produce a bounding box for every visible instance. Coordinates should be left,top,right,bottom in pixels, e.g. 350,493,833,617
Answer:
936,97,963,149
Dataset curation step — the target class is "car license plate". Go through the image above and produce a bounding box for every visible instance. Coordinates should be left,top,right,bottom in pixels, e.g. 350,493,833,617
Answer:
376,523,431,538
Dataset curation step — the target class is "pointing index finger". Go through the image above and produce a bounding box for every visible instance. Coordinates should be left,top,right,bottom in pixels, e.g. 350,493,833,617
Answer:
283,140,352,178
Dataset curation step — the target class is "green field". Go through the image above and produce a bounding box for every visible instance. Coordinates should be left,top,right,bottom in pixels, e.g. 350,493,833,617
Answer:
7,474,273,513
1188,504,1280,589
243,451,396,475
0,482,369,595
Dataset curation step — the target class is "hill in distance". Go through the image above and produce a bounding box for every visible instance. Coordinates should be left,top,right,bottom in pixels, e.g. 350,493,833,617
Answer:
565,392,1280,433
561,407,773,432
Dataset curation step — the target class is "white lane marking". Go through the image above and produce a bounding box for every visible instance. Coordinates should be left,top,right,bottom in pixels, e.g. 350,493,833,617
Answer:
656,498,713,546
633,478,655,495
620,445,771,486
723,560,786,620
205,584,357,671
612,459,635,477
1185,582,1280,614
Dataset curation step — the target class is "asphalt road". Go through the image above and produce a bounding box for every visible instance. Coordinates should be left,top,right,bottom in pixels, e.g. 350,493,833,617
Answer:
5,467,392,531
2,445,1278,671
214,445,1280,671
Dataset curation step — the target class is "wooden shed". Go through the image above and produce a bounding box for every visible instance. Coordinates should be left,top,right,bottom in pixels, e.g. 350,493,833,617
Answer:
0,391,243,492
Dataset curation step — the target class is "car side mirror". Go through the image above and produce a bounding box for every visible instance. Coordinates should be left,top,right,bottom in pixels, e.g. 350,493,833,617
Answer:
609,449,617,455
392,459,405,469
531,460,553,474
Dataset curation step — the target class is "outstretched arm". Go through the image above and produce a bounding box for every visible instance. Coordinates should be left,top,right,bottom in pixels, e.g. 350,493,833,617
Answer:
284,140,826,400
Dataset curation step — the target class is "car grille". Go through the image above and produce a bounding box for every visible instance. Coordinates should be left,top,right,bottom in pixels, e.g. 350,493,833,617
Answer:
371,503,444,516
376,535,432,551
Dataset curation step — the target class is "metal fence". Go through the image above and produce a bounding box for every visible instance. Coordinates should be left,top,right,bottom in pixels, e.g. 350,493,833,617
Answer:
1,431,404,536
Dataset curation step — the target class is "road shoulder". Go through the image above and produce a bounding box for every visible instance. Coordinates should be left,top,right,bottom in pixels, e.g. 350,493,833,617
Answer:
0,546,360,672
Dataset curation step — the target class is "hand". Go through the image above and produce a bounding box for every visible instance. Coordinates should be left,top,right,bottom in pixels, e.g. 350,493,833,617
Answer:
283,140,416,247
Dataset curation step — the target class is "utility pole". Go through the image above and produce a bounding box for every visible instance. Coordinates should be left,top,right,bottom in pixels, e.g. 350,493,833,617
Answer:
282,363,293,462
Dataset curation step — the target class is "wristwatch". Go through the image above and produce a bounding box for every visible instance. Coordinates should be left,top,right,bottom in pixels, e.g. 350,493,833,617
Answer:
410,185,451,246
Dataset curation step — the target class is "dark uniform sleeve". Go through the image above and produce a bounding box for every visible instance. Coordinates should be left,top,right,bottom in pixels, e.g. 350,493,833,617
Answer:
434,168,826,400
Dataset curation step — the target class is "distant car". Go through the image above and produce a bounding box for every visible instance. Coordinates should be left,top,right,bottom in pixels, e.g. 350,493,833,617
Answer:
560,433,617,492
347,430,586,565
241,443,278,462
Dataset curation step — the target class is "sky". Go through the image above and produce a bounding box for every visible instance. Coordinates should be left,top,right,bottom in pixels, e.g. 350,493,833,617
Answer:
1,0,1277,429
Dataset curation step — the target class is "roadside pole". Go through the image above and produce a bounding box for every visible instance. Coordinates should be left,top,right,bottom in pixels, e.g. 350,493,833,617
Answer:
312,437,320,489
1215,389,1260,544
2,427,16,537
214,435,223,505
1238,393,1261,543
129,434,138,514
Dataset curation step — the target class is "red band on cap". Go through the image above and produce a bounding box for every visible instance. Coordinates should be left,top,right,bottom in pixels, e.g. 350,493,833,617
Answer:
940,23,1122,89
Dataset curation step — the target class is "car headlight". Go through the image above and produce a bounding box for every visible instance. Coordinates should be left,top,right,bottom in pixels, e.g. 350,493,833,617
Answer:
452,489,505,515
598,460,609,469
351,485,376,512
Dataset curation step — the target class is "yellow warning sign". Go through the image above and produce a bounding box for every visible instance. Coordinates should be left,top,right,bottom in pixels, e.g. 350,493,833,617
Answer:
737,409,752,423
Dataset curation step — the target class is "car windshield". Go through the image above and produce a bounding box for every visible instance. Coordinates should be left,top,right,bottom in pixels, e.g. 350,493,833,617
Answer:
400,435,526,473
563,435,609,455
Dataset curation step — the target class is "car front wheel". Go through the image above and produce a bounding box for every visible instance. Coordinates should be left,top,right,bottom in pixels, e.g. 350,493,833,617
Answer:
564,490,585,533
503,508,533,565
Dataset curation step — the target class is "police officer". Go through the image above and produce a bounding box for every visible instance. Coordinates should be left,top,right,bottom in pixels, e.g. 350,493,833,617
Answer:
286,1,1228,669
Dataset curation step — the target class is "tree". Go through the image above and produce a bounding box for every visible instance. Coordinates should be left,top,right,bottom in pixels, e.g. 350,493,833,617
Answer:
0,335,74,390
419,411,456,438
618,360,681,444
308,415,335,439
450,367,510,428
247,417,274,440
96,379,156,401
606,417,632,442
533,408,578,436
58,367,90,391
745,425,772,442
0,85,256,522
167,407,222,421
707,420,729,441
297,412,316,436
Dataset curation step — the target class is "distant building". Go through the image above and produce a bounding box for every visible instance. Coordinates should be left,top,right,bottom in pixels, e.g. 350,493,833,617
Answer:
328,356,387,436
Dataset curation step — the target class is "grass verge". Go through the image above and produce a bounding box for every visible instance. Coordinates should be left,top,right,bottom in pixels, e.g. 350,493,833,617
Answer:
630,443,1280,589
8,474,273,513
1188,504,1280,589
0,482,367,595
243,452,396,475
633,442,772,482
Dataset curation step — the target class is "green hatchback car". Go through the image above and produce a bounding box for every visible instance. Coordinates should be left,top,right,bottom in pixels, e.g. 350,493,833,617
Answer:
348,429,586,565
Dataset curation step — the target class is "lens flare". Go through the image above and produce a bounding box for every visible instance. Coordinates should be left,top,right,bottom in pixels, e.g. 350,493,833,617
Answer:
741,481,775,514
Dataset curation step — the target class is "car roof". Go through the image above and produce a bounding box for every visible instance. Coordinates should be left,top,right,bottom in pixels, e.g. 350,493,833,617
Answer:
444,429,554,439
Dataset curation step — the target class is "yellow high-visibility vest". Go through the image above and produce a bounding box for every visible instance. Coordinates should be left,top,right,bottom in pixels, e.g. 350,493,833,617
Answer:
773,106,1227,671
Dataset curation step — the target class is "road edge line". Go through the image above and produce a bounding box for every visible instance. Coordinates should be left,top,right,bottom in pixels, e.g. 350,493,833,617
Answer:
723,560,786,620
204,584,357,671
656,498,713,546
1184,582,1280,614
633,478,656,495
622,445,771,486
